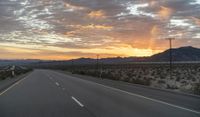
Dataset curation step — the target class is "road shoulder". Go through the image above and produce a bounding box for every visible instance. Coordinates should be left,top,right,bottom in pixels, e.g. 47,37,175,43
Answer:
0,71,32,93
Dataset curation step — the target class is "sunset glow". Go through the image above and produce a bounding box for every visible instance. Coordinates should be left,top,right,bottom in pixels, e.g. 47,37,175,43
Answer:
0,0,200,60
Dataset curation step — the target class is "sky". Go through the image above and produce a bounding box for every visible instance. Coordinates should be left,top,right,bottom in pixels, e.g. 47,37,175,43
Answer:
0,0,200,60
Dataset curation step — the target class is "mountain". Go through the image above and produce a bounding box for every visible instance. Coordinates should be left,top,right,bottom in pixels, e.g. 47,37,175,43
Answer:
31,46,200,67
0,46,200,67
70,57,141,64
67,46,200,63
149,46,200,62
0,59,43,66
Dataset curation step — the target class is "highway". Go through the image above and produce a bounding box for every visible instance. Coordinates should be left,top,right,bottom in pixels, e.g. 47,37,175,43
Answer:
0,70,200,117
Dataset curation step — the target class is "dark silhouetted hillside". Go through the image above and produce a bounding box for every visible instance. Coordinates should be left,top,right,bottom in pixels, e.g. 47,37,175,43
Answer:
149,46,200,61
1,46,200,67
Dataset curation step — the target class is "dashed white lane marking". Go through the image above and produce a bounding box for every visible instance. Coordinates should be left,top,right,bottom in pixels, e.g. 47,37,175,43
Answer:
0,76,27,96
55,82,60,86
72,96,84,107
56,73,200,115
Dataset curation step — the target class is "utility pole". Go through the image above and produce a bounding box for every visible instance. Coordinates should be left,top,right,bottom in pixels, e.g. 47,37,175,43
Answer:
71,60,74,73
165,38,175,80
164,21,177,87
96,54,101,78
96,54,99,75
99,60,103,80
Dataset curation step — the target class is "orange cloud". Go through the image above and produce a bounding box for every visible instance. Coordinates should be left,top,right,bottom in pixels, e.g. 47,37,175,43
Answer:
2,46,40,54
151,25,160,36
88,10,106,19
158,6,173,20
64,24,113,38
149,25,161,49
191,17,200,26
64,24,113,36
64,31,76,37
149,0,158,7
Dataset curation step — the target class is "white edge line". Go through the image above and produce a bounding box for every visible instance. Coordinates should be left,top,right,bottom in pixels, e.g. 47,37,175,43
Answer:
72,96,84,107
0,76,27,96
95,80,200,114
58,73,200,115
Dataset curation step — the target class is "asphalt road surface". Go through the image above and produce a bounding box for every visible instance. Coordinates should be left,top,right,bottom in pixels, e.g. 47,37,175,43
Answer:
0,69,200,117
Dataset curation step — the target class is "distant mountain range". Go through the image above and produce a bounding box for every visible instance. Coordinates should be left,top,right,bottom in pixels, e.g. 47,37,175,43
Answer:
66,46,200,63
0,59,43,66
0,46,200,66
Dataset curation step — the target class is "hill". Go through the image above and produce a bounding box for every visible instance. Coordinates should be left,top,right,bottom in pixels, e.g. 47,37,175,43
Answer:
149,46,200,62
0,46,200,66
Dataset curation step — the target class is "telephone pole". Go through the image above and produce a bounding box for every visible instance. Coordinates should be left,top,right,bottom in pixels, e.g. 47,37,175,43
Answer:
96,54,103,79
71,60,74,73
96,54,99,73
165,38,175,80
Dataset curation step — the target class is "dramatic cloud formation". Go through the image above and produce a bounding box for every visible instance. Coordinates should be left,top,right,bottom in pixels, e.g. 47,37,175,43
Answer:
0,0,200,60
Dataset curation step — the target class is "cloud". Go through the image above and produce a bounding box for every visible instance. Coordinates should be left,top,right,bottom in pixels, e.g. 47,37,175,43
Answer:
151,25,161,37
0,0,200,59
64,2,86,11
158,6,173,20
192,17,200,26
68,24,113,30
88,10,106,19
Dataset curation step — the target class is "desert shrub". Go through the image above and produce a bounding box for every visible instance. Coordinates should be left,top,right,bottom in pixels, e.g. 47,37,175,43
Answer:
158,80,166,84
176,77,181,82
167,84,178,89
193,83,200,95
132,78,151,86
101,72,118,80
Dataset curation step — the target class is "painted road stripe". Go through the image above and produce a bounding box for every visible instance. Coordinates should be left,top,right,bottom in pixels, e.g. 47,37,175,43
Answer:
98,83,200,114
55,82,60,86
0,76,27,96
72,96,84,107
57,73,200,115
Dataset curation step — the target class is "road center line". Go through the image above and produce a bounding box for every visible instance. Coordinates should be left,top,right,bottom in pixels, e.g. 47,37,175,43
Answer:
55,82,60,86
0,76,27,96
60,74,200,115
72,96,84,107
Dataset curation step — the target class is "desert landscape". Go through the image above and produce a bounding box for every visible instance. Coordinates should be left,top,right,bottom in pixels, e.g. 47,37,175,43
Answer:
69,62,200,95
